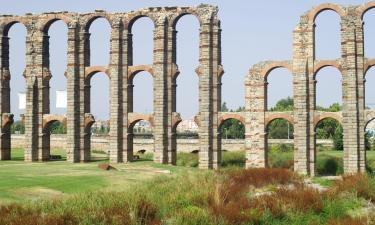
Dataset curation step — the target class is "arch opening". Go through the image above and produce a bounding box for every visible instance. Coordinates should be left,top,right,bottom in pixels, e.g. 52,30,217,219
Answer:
365,67,375,109
88,18,111,66
44,120,67,161
266,68,293,111
314,10,341,60
132,71,153,113
219,118,245,168
90,71,110,127
130,119,154,162
315,66,342,111
46,20,68,115
130,16,154,66
174,119,199,167
8,23,27,160
365,119,375,172
174,14,199,120
315,117,343,176
363,9,375,58
266,118,294,170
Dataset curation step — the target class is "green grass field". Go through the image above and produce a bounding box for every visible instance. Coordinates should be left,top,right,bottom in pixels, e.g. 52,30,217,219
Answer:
0,149,194,203
2,148,375,204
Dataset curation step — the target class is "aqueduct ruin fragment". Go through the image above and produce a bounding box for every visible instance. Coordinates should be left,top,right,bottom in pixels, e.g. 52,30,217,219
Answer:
1,2,375,176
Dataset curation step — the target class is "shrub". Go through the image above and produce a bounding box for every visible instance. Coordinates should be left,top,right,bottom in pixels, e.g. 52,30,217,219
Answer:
176,153,199,167
221,151,245,167
316,155,343,175
268,146,294,169
250,186,324,218
329,174,375,202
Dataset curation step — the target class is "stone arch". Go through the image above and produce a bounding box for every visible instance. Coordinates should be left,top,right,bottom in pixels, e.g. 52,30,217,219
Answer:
170,11,202,29
313,112,342,127
128,113,154,130
128,65,154,81
218,113,245,129
260,61,293,80
126,14,156,32
84,113,95,131
171,113,183,132
307,3,346,22
364,59,375,75
358,2,375,20
40,15,73,34
42,114,67,132
1,113,14,131
265,112,294,128
313,60,342,75
85,66,110,81
2,18,28,36
82,13,113,32
364,110,375,129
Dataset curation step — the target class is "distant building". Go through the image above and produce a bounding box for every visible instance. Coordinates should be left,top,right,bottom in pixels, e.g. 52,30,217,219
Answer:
133,120,152,133
91,120,110,135
177,120,198,133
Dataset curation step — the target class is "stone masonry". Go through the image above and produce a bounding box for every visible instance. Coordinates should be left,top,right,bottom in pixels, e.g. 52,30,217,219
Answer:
0,3,374,176
246,2,375,176
0,5,223,169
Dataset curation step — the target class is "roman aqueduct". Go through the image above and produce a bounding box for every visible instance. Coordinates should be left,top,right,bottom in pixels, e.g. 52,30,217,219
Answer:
1,2,375,176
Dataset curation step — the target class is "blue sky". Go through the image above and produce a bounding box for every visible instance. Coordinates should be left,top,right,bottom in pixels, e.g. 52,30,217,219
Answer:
2,0,375,120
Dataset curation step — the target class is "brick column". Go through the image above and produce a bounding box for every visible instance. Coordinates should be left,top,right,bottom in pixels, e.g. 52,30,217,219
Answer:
167,25,176,165
122,28,132,162
80,27,91,162
245,64,266,168
292,15,313,175
152,19,168,164
0,33,13,160
66,22,81,162
109,20,124,163
341,14,364,173
197,18,212,169
24,26,49,161
354,14,366,173
197,15,219,169
211,17,222,169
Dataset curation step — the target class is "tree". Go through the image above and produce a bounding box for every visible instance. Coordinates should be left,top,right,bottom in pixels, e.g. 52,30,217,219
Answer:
50,121,67,134
11,121,25,134
270,97,293,112
221,102,229,112
316,103,343,150
220,119,245,139
268,119,294,139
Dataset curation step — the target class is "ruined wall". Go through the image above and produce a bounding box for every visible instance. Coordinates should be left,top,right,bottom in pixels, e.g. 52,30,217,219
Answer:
246,2,375,175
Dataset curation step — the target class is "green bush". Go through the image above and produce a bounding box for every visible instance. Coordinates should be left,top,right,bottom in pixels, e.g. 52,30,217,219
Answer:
333,125,343,151
316,155,343,175
221,151,245,167
268,146,294,169
177,153,199,167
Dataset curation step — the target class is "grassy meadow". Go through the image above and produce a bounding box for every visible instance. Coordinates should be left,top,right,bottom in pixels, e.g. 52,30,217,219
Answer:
1,147,375,224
